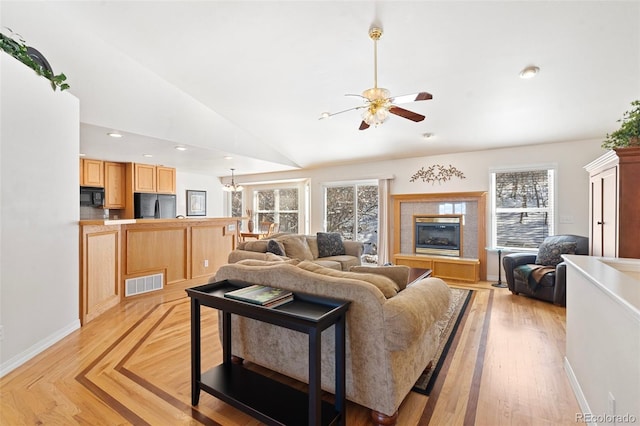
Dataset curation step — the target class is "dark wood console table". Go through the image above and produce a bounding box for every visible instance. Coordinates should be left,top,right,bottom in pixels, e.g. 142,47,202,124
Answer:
187,279,350,426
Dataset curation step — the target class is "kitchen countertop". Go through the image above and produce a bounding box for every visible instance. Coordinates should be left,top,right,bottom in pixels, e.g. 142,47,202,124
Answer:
563,254,640,317
79,217,241,226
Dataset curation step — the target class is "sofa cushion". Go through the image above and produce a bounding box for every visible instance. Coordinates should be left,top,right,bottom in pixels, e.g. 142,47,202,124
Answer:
237,258,299,266
310,259,343,270
297,260,400,298
242,240,270,253
535,239,577,266
316,232,346,257
321,255,360,271
276,235,314,260
266,239,286,256
306,236,320,259
350,265,411,290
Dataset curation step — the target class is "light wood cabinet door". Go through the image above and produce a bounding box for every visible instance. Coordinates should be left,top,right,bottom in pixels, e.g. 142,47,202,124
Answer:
134,163,156,192
80,225,121,325
156,166,176,194
104,162,126,209
81,159,104,187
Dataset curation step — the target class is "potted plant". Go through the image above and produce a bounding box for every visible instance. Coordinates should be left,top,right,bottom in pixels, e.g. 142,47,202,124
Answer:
0,27,69,91
602,100,640,150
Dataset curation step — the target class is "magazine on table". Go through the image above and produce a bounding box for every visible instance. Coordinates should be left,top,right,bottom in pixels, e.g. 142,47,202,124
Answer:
224,285,293,307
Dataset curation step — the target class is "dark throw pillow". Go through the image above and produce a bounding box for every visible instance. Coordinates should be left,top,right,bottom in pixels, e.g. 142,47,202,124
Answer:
266,239,286,257
535,240,577,267
316,232,345,258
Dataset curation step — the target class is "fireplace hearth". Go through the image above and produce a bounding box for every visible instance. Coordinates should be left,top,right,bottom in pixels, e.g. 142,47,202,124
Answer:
414,215,462,257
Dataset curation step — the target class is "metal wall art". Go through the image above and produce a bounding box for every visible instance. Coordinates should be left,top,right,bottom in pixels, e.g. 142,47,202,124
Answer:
410,164,466,185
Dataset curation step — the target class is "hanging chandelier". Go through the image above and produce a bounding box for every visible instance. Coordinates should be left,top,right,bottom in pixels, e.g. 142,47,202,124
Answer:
222,168,243,192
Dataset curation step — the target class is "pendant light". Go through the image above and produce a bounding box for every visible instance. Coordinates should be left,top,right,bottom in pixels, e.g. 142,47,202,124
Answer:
222,168,244,192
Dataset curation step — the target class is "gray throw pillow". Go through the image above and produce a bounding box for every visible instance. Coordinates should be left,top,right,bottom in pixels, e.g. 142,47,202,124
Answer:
266,239,286,256
316,232,345,257
535,240,577,266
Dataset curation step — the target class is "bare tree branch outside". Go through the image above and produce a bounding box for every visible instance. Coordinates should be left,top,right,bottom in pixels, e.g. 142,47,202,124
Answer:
494,169,553,248
326,184,378,263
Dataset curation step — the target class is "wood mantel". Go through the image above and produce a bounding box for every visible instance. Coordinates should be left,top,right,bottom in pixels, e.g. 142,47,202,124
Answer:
391,192,487,281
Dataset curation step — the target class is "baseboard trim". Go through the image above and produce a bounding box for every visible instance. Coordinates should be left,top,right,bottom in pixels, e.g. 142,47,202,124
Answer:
564,356,595,426
0,319,80,378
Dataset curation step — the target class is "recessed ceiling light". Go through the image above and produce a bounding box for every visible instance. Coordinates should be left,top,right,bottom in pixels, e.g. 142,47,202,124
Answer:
79,153,86,157
175,146,187,151
519,65,540,79
224,156,233,160
143,154,153,158
107,131,123,138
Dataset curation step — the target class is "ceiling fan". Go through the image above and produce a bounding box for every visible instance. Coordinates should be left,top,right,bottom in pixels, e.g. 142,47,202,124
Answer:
320,27,432,130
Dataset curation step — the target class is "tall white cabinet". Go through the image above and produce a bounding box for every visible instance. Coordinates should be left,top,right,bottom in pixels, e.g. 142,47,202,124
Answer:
584,148,640,259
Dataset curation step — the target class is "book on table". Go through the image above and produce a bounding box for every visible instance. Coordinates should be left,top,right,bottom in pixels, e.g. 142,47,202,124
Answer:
224,285,293,308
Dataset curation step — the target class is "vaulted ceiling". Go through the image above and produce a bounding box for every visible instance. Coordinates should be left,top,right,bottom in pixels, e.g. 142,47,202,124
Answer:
2,1,639,177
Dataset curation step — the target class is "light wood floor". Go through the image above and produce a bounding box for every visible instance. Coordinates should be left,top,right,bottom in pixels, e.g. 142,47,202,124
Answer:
1,280,580,425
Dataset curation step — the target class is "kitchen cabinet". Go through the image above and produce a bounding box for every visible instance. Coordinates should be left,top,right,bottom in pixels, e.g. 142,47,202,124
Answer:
79,223,121,325
78,218,238,323
156,166,176,194
134,163,157,192
80,158,104,187
585,147,640,258
104,162,126,209
133,163,176,194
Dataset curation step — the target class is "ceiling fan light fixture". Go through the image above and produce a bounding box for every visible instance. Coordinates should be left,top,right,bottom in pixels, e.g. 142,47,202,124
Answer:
222,168,243,192
362,104,390,126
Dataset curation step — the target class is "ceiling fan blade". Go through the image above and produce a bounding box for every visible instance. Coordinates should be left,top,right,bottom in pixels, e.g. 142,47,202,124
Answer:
389,106,425,122
319,105,366,120
359,121,370,130
391,92,433,104
345,93,368,100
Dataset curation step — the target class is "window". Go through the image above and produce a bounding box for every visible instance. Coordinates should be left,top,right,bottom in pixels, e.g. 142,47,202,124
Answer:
491,168,555,249
324,182,378,262
230,191,242,218
255,188,299,233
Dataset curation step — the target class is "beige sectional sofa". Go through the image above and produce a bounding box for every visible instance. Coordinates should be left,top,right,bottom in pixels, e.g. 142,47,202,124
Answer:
228,233,364,270
214,260,451,425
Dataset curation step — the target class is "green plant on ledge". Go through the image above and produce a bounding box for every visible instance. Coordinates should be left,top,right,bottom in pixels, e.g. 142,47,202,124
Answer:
602,100,640,150
0,28,69,92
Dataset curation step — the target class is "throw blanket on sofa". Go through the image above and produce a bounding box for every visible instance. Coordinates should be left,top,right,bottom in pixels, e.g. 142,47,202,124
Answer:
515,264,556,292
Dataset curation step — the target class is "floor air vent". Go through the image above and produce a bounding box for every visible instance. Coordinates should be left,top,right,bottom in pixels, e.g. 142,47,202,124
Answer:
125,273,163,297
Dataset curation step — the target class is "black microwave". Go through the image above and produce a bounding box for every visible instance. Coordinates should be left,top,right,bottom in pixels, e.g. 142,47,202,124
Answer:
80,186,104,207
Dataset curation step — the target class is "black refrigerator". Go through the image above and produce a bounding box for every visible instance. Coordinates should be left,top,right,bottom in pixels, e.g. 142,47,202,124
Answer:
134,193,176,219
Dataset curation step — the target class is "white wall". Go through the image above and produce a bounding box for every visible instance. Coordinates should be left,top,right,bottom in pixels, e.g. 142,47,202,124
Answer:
1,55,80,376
233,138,605,279
175,171,225,218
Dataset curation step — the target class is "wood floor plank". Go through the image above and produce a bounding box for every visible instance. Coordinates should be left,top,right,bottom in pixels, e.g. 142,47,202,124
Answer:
0,281,580,425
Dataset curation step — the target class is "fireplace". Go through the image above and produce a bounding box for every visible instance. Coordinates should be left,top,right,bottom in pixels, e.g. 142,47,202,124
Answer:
414,215,462,257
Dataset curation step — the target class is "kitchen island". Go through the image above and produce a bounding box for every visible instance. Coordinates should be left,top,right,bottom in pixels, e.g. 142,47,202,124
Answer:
79,217,239,324
563,255,639,423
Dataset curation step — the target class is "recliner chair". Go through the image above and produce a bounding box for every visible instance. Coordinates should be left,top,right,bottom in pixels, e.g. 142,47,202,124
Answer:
502,234,589,306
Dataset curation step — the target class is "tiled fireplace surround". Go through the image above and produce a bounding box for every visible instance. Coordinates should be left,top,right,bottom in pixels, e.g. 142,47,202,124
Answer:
391,192,487,281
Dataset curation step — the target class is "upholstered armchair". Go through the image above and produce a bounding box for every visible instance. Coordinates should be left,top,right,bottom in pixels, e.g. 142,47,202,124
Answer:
502,234,589,306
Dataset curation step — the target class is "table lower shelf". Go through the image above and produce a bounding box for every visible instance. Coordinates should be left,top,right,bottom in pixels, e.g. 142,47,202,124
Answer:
200,363,341,426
